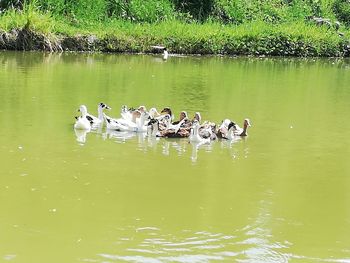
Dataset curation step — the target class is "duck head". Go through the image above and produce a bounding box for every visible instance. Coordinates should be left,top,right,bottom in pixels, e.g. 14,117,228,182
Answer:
161,107,173,120
180,111,188,121
147,118,158,126
140,111,150,120
149,108,160,118
121,105,128,113
99,102,111,110
138,105,147,112
228,121,237,131
244,119,251,128
161,107,172,115
192,119,200,128
78,105,88,116
193,112,201,122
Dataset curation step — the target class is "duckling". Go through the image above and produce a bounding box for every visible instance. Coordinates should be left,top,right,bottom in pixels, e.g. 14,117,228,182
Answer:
74,105,91,130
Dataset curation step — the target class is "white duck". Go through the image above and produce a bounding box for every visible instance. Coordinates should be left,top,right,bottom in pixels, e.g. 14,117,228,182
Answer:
74,105,91,130
85,102,111,126
120,105,133,122
150,45,168,60
105,111,150,132
149,107,161,119
120,105,147,124
163,48,169,60
189,120,210,144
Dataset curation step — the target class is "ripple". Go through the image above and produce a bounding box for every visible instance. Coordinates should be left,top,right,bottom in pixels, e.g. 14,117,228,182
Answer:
99,254,163,263
90,227,350,263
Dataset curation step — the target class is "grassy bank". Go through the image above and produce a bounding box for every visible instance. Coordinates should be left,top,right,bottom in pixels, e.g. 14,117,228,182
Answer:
0,1,349,56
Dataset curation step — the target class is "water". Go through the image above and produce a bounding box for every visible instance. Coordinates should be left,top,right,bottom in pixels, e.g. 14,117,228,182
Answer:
0,51,350,263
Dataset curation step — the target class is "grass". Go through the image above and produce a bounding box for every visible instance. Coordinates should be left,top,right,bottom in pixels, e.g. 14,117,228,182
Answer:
0,2,349,57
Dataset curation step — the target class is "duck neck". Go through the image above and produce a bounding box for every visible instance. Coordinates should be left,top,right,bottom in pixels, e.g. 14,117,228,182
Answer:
240,123,248,136
152,123,159,136
227,127,234,140
97,106,104,121
81,108,87,118
194,125,200,136
139,114,147,128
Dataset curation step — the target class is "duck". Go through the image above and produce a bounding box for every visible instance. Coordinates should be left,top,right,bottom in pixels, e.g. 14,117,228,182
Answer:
189,120,210,144
120,105,133,122
166,113,189,133
150,45,168,60
105,111,150,132
120,105,147,124
193,112,202,123
199,121,217,140
74,105,91,130
160,107,174,121
147,118,161,137
216,119,232,139
84,102,111,126
163,48,168,60
172,111,188,125
233,119,251,136
221,121,237,140
149,107,161,119
162,118,190,138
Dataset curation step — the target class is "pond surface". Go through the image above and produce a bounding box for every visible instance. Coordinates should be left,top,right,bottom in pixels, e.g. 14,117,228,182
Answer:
0,51,350,263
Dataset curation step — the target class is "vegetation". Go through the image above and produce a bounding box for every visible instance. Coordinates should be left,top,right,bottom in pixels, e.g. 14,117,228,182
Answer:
0,0,349,56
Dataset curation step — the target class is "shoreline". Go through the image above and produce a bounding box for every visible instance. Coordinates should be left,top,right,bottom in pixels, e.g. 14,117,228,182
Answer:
1,26,349,57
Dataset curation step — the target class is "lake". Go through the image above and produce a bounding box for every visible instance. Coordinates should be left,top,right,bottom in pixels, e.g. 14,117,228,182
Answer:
0,51,350,263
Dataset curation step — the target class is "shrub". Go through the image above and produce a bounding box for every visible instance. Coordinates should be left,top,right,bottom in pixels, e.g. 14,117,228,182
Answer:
333,0,350,26
108,0,174,23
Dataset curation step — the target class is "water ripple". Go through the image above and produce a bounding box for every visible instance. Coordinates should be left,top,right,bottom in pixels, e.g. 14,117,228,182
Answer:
91,228,294,263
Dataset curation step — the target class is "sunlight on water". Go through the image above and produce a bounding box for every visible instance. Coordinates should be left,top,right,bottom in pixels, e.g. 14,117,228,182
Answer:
0,52,350,263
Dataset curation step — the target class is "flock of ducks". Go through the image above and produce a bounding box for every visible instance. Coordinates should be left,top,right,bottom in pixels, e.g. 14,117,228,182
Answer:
74,103,251,145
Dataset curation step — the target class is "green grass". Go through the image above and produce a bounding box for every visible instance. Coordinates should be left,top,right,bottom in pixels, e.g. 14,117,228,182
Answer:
0,2,349,57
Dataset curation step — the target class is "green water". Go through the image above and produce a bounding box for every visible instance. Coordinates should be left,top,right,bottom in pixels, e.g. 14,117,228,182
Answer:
0,52,350,263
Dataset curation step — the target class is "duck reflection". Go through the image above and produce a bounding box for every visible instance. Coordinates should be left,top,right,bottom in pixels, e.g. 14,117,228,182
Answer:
103,129,136,142
190,141,213,163
75,125,248,162
74,129,90,144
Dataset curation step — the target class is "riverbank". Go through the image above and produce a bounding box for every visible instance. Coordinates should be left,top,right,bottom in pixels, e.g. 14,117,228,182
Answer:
0,9,349,57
